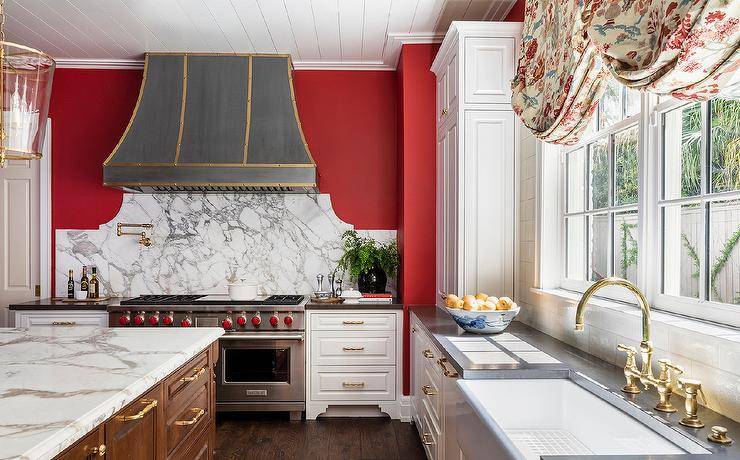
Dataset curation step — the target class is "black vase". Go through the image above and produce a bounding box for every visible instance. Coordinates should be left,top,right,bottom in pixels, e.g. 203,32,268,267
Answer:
357,265,387,293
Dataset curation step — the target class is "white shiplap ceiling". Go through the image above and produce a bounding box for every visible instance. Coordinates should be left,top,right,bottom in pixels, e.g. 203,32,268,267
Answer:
5,0,516,70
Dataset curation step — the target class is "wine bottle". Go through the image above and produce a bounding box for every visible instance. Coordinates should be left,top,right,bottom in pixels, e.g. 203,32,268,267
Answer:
89,267,99,299
80,266,89,293
67,270,74,299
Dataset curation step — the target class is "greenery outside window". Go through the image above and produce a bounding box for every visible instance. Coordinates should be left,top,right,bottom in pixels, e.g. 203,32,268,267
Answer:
558,77,740,325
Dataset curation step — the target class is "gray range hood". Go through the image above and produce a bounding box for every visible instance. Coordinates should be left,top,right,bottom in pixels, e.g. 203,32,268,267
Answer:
103,53,317,193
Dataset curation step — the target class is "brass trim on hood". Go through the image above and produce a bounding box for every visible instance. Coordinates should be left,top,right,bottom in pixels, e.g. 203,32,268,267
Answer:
103,57,149,166
173,55,188,165
243,55,252,165
105,162,315,168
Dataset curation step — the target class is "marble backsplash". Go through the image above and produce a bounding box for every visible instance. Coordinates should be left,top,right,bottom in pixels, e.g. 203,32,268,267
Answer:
55,193,395,297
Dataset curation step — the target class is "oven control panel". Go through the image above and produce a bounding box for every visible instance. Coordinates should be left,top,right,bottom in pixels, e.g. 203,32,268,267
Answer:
110,310,303,330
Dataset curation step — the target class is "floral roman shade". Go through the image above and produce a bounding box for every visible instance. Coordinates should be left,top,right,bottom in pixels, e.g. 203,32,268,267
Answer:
512,0,740,145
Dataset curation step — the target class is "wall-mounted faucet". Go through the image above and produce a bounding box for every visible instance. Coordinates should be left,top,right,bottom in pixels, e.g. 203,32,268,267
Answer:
117,223,153,247
575,277,689,415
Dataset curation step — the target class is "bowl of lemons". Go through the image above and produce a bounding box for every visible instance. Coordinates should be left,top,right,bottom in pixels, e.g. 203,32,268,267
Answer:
441,292,519,334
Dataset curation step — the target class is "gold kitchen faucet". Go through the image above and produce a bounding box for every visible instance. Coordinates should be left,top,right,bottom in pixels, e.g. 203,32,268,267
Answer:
575,277,686,413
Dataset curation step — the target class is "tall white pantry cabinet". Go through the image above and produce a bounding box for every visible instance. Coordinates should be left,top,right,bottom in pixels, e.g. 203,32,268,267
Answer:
432,21,521,303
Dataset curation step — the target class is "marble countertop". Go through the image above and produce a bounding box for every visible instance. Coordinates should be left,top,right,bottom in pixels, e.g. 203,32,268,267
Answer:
8,298,128,310
0,326,224,460
410,305,740,458
305,300,403,310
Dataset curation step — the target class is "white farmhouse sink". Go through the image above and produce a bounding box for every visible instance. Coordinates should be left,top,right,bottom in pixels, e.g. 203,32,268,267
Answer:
457,379,709,459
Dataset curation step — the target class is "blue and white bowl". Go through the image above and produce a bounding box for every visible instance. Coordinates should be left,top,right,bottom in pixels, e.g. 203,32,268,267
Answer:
445,306,520,334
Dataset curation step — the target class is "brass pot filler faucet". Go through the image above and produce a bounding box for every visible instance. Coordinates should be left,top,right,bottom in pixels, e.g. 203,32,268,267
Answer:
575,278,732,444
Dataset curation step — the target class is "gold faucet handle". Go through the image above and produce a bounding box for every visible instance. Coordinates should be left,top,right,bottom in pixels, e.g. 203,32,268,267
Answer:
617,343,637,356
658,359,684,379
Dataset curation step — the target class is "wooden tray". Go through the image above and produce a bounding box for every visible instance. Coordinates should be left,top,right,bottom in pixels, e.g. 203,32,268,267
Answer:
52,296,111,303
309,297,345,304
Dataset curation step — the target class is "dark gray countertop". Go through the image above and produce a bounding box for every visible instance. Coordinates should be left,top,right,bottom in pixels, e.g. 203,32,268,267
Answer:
305,300,403,310
9,297,127,310
410,305,740,458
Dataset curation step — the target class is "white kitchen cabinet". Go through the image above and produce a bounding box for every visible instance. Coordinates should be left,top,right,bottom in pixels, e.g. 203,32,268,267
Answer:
432,21,522,301
14,310,108,328
306,309,403,420
410,313,463,460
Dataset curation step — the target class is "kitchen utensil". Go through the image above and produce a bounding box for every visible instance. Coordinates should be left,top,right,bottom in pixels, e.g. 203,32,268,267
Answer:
316,274,324,292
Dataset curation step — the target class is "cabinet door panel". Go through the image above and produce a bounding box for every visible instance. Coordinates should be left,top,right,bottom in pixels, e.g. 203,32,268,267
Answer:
462,111,515,297
15,311,108,328
464,37,514,104
55,427,104,460
105,385,162,460
444,122,459,295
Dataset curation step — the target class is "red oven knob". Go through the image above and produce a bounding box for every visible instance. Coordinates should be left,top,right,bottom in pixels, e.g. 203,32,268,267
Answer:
222,317,233,330
251,314,261,327
118,314,130,326
269,315,279,327
133,313,145,326
162,313,174,325
180,317,192,327
148,313,159,326
236,314,247,326
284,315,293,327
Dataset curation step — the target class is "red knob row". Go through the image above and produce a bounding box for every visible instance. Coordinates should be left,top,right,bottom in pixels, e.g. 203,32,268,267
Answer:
118,312,293,329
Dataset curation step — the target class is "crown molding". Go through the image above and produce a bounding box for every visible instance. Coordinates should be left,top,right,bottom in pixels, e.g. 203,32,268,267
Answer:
55,58,145,69
53,33,446,71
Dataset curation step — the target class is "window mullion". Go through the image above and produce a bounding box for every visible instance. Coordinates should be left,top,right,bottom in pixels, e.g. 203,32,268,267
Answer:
699,102,710,301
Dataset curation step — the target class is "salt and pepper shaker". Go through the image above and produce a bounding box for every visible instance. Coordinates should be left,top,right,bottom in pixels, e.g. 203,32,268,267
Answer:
316,274,324,293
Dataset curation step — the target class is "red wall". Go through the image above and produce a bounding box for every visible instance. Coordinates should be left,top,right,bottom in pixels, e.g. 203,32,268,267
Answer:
396,43,441,395
504,0,525,22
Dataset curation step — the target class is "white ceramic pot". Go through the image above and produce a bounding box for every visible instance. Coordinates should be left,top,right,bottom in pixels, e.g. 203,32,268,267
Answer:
445,306,520,334
227,281,259,301
340,289,363,304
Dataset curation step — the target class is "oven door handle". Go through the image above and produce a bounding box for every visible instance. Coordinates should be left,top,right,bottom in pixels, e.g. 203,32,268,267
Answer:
220,333,305,341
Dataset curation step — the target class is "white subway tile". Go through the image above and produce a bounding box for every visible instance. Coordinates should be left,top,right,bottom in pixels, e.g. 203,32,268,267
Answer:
669,327,720,368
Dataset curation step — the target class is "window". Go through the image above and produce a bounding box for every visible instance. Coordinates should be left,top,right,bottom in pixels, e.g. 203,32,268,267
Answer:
556,77,740,325
563,79,641,290
661,100,740,305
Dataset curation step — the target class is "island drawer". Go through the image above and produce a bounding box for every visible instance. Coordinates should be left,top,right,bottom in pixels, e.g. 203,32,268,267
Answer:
311,330,396,366
165,381,210,457
170,423,212,460
55,426,104,460
164,349,210,408
310,313,396,331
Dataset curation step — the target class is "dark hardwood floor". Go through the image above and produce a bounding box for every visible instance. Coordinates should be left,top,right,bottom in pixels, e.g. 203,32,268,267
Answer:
216,413,427,460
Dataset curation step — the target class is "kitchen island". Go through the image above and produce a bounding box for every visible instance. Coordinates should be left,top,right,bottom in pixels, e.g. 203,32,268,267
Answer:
0,326,223,460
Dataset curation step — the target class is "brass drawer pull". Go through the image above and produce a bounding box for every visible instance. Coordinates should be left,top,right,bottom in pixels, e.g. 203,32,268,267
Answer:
342,346,365,351
440,107,448,116
422,433,434,445
52,321,76,326
421,385,437,396
174,407,205,426
423,349,434,359
437,357,459,378
90,444,106,457
342,320,365,325
180,366,207,382
116,399,157,421
342,382,365,388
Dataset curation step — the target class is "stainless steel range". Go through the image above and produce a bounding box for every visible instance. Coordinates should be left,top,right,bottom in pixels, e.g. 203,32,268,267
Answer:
109,294,306,420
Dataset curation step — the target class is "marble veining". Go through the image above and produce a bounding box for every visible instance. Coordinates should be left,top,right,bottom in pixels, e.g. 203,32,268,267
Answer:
0,327,223,460
55,194,395,297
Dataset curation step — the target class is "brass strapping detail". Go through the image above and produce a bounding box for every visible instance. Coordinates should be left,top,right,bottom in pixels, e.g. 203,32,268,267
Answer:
103,57,149,166
286,57,316,166
104,181,317,187
243,56,252,165
105,162,316,168
174,55,188,165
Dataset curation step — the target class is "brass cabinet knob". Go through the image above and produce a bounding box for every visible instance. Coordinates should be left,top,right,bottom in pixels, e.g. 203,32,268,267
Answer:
708,426,733,445
440,107,448,116
422,349,434,359
421,385,437,396
90,444,106,457
422,433,434,445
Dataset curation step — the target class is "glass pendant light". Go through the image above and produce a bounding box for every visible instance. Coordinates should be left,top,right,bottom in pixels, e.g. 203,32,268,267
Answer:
0,0,55,167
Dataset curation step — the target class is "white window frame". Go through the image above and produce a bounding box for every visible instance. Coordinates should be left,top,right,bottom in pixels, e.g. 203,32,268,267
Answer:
540,92,740,328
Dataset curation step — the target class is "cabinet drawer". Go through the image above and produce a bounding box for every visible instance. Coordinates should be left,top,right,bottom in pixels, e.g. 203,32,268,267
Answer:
311,366,395,401
421,359,442,425
311,331,395,366
164,350,210,409
170,422,211,460
105,385,161,460
15,311,108,328
311,313,395,331
165,382,210,457
55,426,104,460
420,401,441,460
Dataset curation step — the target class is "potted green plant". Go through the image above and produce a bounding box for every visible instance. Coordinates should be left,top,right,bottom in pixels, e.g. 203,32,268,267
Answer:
337,230,399,293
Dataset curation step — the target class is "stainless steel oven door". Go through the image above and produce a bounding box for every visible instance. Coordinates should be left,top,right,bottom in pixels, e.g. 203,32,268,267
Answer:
216,333,305,404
